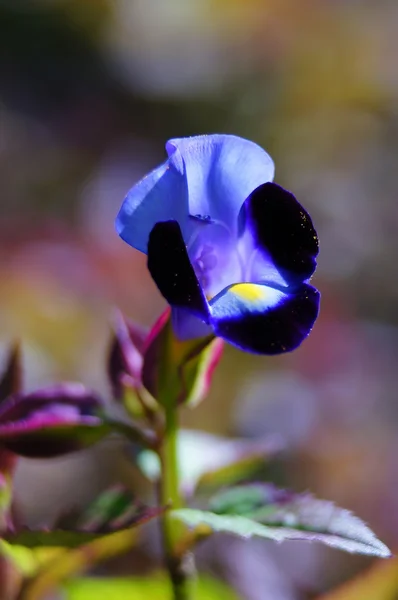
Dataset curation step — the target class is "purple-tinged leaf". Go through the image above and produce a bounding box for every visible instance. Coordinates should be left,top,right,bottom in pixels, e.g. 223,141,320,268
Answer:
0,383,110,458
107,311,147,400
208,483,293,515
4,496,165,548
142,310,221,407
0,343,22,404
6,510,165,549
72,485,153,533
141,309,170,401
173,484,391,558
180,337,223,408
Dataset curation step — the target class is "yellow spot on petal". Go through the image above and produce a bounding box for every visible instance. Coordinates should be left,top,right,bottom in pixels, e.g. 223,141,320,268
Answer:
231,283,267,302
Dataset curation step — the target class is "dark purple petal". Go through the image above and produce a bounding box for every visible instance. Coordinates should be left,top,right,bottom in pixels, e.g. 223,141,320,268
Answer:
147,220,210,322
210,282,320,354
239,183,319,286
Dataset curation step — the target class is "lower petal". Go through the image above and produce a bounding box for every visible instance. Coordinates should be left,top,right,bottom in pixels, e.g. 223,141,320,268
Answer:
209,282,320,354
238,183,319,287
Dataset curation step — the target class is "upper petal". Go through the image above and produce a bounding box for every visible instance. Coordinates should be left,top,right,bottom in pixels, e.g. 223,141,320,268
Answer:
166,135,275,229
209,282,320,354
238,183,319,288
116,135,274,254
115,148,193,253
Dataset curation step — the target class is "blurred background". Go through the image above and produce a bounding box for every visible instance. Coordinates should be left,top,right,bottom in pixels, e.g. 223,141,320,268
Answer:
1,0,398,598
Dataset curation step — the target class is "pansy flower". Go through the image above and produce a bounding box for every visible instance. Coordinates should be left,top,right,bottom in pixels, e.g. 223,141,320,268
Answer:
116,135,320,354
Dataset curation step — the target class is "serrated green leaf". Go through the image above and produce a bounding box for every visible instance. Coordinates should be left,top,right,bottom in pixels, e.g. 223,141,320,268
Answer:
208,485,391,559
173,504,391,558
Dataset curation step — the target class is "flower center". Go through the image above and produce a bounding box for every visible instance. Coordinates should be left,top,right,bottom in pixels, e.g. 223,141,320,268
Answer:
192,244,218,291
187,221,244,298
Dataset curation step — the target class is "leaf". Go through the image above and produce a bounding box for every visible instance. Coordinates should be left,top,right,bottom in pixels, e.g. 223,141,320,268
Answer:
4,501,164,548
317,557,398,600
179,337,223,408
195,438,282,495
4,530,111,548
137,430,279,498
0,541,66,577
208,483,292,515
0,342,22,403
0,422,113,459
18,530,140,600
73,485,157,533
173,485,391,558
142,310,222,407
208,485,391,560
0,383,111,458
62,574,239,600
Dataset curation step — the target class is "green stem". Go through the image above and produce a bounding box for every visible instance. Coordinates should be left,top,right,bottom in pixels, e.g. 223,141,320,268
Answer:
159,403,195,600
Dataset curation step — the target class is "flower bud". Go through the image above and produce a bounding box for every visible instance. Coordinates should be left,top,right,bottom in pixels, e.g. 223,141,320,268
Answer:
0,383,109,458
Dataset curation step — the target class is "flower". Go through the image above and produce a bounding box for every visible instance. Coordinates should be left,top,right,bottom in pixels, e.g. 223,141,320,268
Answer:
116,134,320,354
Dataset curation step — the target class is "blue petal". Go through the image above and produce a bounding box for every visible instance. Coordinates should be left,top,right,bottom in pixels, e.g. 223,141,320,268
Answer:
238,183,319,288
115,148,193,253
171,308,213,340
209,282,320,354
167,135,275,230
116,135,274,253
